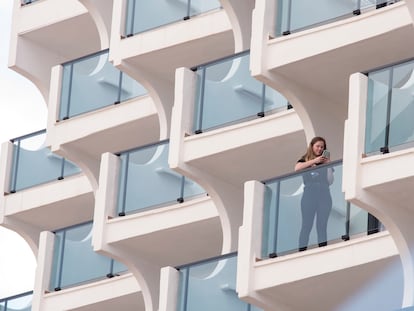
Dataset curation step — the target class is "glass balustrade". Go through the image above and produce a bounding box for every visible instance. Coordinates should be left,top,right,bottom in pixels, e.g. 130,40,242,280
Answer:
59,50,147,120
0,291,32,311
193,51,289,134
124,0,221,37
116,140,206,216
8,130,81,193
176,253,262,311
276,0,397,36
262,161,381,258
49,221,128,291
365,58,414,155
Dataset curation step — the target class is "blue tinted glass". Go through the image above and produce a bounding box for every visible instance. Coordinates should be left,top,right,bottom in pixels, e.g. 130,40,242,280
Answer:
194,52,288,132
49,222,127,290
276,0,390,36
117,141,205,216
365,59,414,154
9,131,81,192
0,292,32,311
177,254,262,311
59,51,147,120
124,0,221,36
262,162,378,257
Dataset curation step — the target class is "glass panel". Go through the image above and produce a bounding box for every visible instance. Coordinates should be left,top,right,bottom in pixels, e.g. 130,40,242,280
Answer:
59,51,147,120
117,141,205,216
193,52,289,133
9,131,81,192
388,61,414,148
262,162,380,257
119,72,147,102
124,0,221,36
276,0,395,36
0,292,32,311
177,254,262,311
49,222,128,290
188,0,221,16
276,0,356,36
365,70,390,154
365,59,414,155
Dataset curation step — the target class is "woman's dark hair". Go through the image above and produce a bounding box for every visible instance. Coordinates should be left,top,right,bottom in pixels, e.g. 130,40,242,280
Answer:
303,136,327,161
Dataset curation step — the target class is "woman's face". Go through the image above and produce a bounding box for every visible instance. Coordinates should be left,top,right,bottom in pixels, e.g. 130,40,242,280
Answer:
312,140,325,156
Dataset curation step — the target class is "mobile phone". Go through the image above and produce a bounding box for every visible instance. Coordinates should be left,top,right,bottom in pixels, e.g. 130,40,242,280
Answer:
322,150,330,158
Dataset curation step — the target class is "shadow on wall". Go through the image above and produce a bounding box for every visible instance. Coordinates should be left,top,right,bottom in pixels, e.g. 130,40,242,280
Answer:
335,255,403,311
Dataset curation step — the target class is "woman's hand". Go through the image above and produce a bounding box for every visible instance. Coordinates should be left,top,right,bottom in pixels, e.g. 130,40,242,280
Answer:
294,155,330,171
315,155,329,164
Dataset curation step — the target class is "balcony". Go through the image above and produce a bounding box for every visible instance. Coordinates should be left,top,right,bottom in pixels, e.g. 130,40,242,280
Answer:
9,0,112,98
237,162,403,310
124,0,221,37
93,140,221,310
111,0,234,81
0,291,32,311
34,223,142,310
159,253,262,311
0,130,93,249
109,0,235,132
46,50,159,186
171,50,304,184
344,61,414,308
250,0,414,154
169,51,305,252
275,0,397,36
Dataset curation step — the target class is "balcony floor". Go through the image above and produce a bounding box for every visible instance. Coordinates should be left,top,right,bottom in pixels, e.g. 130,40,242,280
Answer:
103,196,222,268
252,233,402,311
3,174,93,233
48,96,159,162
182,111,306,186
42,273,143,311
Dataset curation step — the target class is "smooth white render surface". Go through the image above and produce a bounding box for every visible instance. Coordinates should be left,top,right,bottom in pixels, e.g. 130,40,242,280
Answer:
8,0,103,100
5,0,414,310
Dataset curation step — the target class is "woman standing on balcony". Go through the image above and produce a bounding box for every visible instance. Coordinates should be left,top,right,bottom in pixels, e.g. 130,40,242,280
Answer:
295,136,334,251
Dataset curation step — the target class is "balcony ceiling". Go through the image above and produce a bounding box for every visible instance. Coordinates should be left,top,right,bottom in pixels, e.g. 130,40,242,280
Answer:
188,131,305,186
51,98,160,162
43,273,143,311
116,217,222,267
254,234,402,311
72,292,144,311
126,30,235,82
21,13,100,62
182,112,307,187
117,9,235,82
258,255,402,311
5,174,94,232
104,198,222,268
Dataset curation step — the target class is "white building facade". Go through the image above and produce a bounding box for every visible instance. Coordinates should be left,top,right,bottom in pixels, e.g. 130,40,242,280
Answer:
1,0,413,310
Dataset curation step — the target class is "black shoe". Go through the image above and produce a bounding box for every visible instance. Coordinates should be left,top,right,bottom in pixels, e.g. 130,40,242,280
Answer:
318,242,327,247
299,246,307,252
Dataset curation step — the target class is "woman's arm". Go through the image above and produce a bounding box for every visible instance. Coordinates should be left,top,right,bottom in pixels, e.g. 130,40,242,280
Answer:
294,156,325,171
